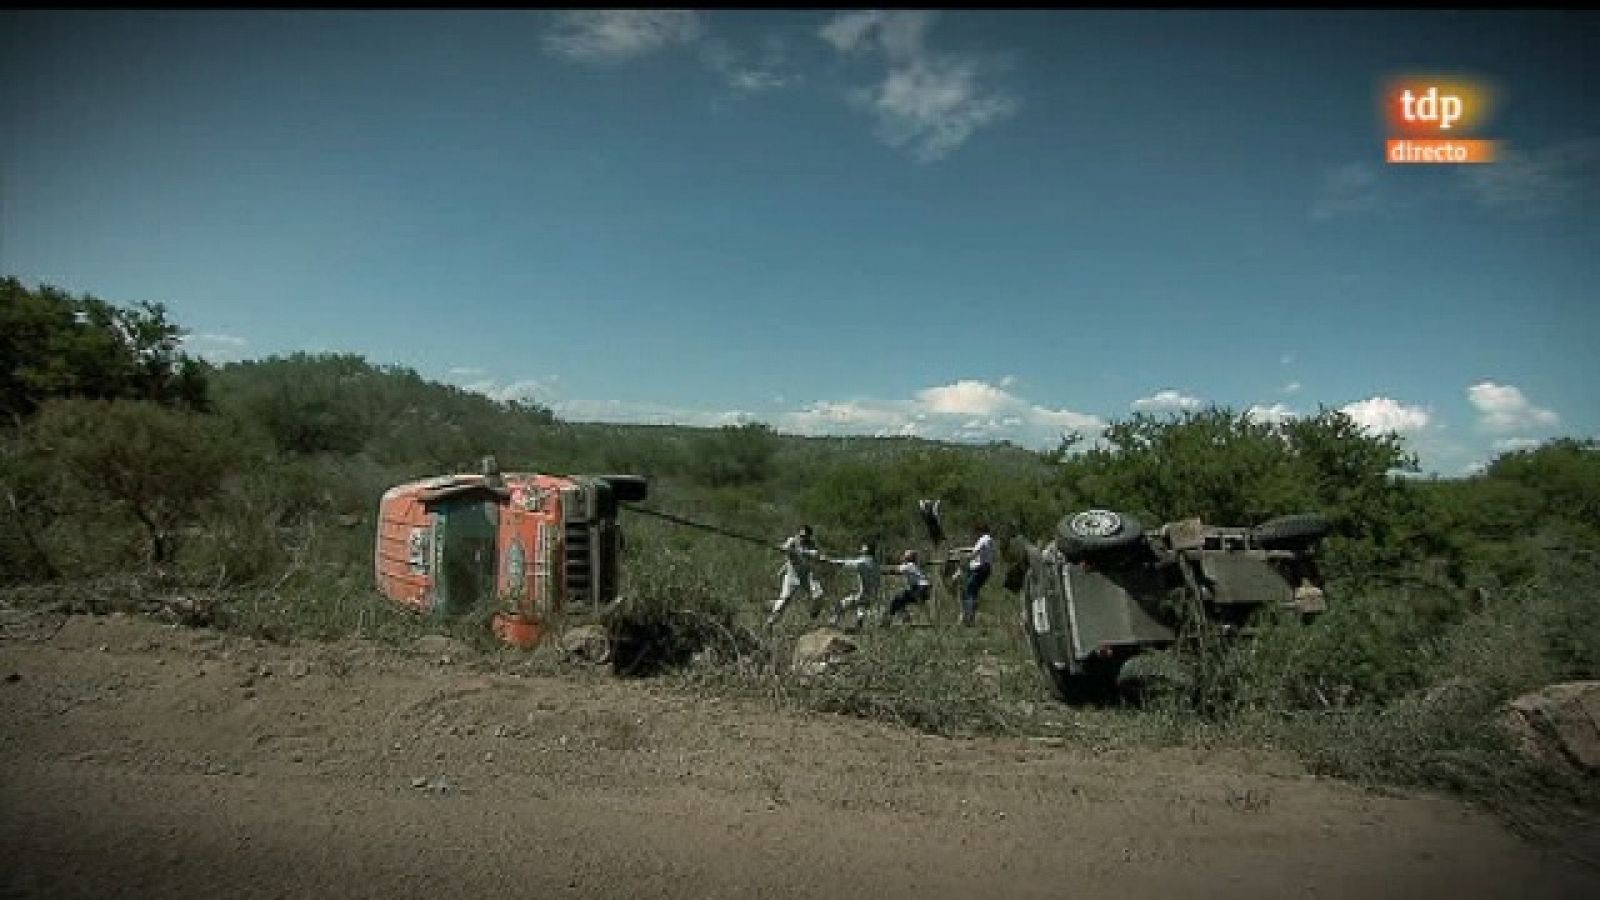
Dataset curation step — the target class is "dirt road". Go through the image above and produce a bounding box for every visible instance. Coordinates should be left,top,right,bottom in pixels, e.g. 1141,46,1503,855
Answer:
2,611,1595,899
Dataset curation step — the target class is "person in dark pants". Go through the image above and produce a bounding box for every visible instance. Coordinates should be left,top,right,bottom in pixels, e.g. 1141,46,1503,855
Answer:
957,523,995,627
884,550,932,625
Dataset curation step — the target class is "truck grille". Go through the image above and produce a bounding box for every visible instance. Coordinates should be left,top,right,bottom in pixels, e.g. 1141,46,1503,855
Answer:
564,522,593,606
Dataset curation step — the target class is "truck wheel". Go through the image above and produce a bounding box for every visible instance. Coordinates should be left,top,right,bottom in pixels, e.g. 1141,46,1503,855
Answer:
1057,509,1143,559
1254,513,1332,548
1115,651,1194,704
598,475,649,505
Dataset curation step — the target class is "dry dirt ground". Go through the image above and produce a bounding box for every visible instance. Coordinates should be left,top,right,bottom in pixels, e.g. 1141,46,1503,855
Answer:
3,611,1597,900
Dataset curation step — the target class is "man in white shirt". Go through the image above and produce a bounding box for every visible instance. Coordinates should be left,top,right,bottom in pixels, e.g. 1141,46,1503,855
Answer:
767,525,824,630
823,542,882,631
957,523,995,627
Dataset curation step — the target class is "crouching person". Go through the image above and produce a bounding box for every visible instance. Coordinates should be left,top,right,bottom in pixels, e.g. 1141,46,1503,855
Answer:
884,550,933,626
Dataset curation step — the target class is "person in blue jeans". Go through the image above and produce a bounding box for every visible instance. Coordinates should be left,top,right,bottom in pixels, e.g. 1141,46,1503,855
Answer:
957,523,995,627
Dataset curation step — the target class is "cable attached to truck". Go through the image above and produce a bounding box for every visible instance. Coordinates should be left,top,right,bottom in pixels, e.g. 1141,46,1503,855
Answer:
621,504,777,549
623,503,972,570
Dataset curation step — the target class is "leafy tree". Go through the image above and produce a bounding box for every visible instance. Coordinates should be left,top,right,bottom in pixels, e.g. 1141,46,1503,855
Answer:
799,460,913,546
212,353,560,465
18,398,241,564
1051,407,1416,527
688,421,779,488
1483,438,1600,530
1,277,208,425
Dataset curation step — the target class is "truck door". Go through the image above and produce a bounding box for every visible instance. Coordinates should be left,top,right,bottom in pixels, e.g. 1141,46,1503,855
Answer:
433,498,498,616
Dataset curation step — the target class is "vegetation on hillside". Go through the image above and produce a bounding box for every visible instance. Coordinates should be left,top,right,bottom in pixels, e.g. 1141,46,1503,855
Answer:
3,278,1597,827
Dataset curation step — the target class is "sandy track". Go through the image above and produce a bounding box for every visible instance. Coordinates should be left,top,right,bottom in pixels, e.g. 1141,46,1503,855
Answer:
2,611,1596,899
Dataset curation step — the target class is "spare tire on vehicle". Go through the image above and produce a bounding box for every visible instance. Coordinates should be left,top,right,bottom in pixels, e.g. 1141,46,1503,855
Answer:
1056,509,1144,559
1253,513,1332,548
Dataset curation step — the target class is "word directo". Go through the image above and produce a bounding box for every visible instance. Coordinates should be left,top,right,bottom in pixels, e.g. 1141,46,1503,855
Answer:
1382,77,1499,165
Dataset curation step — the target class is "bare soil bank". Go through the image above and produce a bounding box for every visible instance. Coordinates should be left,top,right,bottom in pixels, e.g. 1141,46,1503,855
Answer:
3,611,1596,899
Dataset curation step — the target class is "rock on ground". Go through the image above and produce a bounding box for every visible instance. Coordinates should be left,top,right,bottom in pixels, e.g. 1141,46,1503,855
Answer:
1506,681,1600,774
559,624,612,665
411,634,473,663
793,628,857,676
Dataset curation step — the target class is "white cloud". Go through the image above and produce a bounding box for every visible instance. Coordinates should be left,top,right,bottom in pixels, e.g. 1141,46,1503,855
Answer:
1467,381,1559,433
1311,162,1383,221
463,378,555,406
1245,403,1298,426
779,378,1102,448
915,378,1013,416
180,332,249,363
1492,437,1544,456
447,366,485,378
542,12,798,99
780,399,913,437
1022,405,1105,445
1340,396,1431,435
1281,381,1302,395
821,10,1018,162
819,10,884,55
1463,139,1600,219
1280,353,1294,366
543,10,703,65
1130,389,1202,415
999,375,1017,389
700,35,798,94
558,397,753,428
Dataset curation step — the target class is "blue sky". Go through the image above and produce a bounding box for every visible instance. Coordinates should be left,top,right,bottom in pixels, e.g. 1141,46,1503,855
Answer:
3,10,1595,474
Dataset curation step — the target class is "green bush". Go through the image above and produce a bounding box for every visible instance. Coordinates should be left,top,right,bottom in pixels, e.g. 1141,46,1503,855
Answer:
11,398,242,567
687,421,779,488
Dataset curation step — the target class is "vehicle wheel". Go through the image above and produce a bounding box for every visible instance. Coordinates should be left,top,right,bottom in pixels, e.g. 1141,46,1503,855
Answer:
598,475,649,505
1254,513,1332,548
1056,509,1144,559
1115,651,1194,704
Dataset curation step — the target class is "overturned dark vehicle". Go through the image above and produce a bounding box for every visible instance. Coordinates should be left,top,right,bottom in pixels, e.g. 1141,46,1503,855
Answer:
1008,510,1332,702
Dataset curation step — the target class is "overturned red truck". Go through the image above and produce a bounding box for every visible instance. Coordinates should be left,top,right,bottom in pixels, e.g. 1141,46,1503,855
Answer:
374,459,646,646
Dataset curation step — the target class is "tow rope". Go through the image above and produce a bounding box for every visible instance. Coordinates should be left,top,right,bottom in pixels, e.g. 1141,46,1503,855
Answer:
623,503,970,566
621,504,776,549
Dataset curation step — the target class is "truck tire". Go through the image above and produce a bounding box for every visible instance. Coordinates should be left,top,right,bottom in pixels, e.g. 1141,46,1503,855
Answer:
1056,509,1143,559
1115,651,1194,704
1254,513,1332,548
1039,656,1118,704
598,475,649,505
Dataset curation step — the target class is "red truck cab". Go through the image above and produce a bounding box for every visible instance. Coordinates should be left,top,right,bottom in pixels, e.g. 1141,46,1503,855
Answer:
374,461,645,646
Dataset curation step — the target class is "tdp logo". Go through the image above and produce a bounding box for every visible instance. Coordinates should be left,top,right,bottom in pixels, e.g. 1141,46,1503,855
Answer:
1382,75,1499,165
1399,87,1463,130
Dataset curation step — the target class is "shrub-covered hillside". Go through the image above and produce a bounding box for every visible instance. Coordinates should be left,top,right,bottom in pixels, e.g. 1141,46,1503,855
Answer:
4,277,1598,823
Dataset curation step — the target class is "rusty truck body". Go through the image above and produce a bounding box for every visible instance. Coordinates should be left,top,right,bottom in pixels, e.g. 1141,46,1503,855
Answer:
374,463,645,646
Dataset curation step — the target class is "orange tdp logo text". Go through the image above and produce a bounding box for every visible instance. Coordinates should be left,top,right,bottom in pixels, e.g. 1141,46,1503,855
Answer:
1382,76,1499,165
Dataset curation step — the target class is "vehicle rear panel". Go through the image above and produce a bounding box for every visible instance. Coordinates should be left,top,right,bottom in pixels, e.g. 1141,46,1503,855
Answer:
1063,565,1177,657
